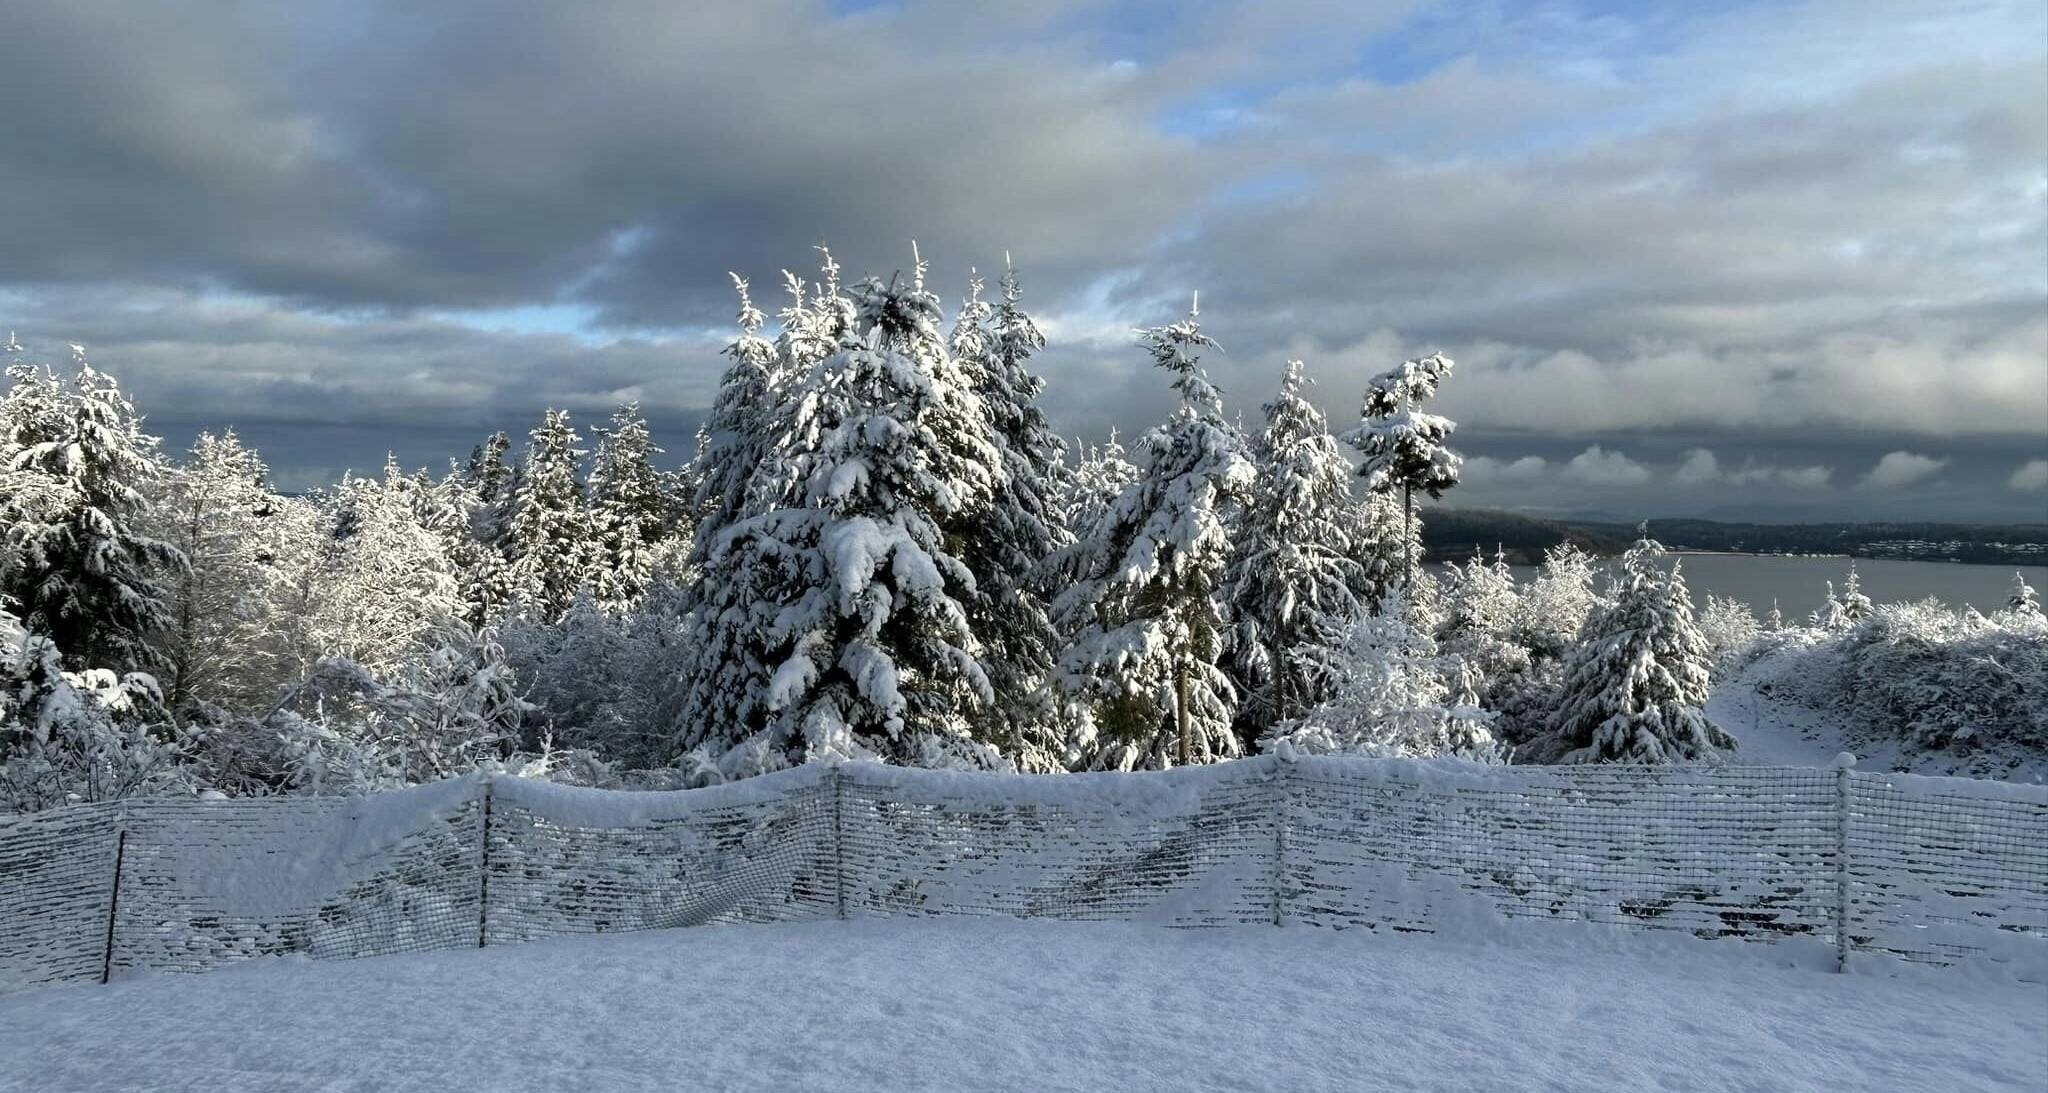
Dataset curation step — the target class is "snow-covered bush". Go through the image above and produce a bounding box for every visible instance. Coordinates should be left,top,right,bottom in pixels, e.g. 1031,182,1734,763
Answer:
0,605,198,812
1514,543,1605,661
1763,599,2048,763
1269,598,1500,762
1697,595,1762,677
1435,550,1530,692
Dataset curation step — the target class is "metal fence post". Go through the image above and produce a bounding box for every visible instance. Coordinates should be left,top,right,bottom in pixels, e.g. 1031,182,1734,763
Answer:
100,824,127,985
476,776,494,948
1834,753,1855,973
832,766,848,921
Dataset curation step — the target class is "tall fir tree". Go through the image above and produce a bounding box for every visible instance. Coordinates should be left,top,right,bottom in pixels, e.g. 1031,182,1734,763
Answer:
1341,353,1461,591
502,409,594,621
1224,361,1373,739
667,273,806,767
2,354,183,672
587,402,669,611
755,250,1004,768
1054,298,1253,770
946,264,1073,771
1548,535,1732,763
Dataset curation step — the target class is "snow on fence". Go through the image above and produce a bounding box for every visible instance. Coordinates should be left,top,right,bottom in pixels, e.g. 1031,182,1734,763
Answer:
3,755,2044,994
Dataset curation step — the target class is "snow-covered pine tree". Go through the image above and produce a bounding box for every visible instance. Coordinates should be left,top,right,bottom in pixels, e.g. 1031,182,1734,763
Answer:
755,251,1004,769
1340,353,1462,591
2,354,183,672
1054,298,1254,770
2007,571,2042,619
666,275,805,768
945,264,1073,771
588,402,669,611
455,431,518,623
1062,430,1139,540
1547,535,1732,763
1224,361,1371,736
1838,563,1873,623
502,409,594,621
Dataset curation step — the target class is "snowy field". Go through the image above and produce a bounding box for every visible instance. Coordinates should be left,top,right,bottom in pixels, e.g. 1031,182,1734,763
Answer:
3,920,2041,1093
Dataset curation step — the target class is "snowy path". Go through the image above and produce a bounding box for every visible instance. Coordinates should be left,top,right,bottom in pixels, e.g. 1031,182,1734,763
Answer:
3,920,2041,1092
1706,673,1851,768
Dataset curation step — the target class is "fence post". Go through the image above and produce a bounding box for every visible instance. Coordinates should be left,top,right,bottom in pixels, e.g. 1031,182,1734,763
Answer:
476,776,494,949
832,766,848,921
1270,756,1290,928
1834,753,1855,973
100,825,127,985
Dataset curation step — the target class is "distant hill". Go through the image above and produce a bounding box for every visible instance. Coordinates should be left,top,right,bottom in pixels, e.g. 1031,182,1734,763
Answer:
1420,507,1627,565
1419,510,2048,567
1573,518,2048,567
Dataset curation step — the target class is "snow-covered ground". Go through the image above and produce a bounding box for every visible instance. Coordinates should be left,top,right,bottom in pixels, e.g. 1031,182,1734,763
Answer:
1709,655,2048,781
3,920,2041,1093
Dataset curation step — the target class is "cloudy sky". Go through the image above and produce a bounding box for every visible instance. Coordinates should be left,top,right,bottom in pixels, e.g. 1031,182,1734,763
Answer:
4,0,2044,520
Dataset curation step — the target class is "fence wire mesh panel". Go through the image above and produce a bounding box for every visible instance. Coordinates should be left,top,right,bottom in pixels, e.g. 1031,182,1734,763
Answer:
0,801,122,994
838,763,1279,925
1285,759,1841,941
1846,773,2048,967
4,758,2047,994
113,779,483,976
483,768,839,943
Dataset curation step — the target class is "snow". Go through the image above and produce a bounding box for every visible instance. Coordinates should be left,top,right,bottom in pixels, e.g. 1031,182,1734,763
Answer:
3,919,2040,1092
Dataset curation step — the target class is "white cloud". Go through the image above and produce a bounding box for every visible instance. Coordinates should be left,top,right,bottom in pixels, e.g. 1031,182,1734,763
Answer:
1563,445,1652,487
1465,454,1550,483
1860,450,1948,489
2011,459,2048,492
1673,448,1721,485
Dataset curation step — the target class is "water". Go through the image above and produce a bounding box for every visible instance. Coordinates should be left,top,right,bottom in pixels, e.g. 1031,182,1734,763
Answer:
1449,555,2048,619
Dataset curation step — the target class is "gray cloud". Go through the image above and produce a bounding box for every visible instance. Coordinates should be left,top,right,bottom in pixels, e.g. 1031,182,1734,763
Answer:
0,0,2041,519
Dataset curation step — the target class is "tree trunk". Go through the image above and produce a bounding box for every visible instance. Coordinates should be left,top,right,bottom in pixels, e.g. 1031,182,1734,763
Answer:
1174,657,1192,767
1403,483,1415,591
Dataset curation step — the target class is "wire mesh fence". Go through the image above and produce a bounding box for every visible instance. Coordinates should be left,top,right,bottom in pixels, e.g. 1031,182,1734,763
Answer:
2,755,2042,995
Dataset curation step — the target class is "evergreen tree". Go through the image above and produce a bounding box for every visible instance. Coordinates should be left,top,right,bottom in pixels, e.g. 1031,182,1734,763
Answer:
2,354,183,671
2007,571,2042,619
667,273,811,769
1547,535,1732,763
1838,563,1874,623
1063,431,1139,541
1054,298,1253,770
1340,353,1462,591
756,253,1004,769
502,409,593,621
1224,361,1372,738
946,264,1073,771
588,402,668,610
